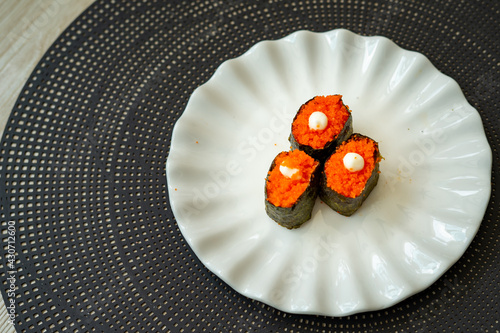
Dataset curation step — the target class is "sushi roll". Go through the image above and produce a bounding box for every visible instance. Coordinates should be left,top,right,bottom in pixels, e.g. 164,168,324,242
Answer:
319,133,381,216
265,149,321,229
289,95,353,161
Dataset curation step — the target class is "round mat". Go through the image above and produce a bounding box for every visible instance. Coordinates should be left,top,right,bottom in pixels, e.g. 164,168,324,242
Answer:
1,0,498,332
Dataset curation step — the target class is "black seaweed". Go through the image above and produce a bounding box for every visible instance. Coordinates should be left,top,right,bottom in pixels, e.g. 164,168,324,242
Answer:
265,154,321,229
319,134,381,216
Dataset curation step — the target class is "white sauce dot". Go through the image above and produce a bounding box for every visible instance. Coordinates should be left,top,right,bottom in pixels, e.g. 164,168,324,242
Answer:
308,111,328,130
343,153,364,172
280,165,300,178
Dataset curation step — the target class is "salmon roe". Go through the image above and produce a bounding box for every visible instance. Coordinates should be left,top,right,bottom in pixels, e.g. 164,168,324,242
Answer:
292,95,350,149
266,150,318,208
324,137,378,198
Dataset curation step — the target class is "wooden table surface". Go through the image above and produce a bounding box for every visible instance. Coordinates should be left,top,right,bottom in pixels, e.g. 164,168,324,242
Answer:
0,1,95,331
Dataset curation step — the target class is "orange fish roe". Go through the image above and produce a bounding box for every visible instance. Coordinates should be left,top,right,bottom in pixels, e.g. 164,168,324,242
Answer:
292,95,350,149
266,150,318,208
324,137,378,198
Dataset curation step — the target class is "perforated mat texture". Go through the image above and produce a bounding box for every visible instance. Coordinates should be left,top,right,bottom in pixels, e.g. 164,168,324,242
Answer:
0,0,499,332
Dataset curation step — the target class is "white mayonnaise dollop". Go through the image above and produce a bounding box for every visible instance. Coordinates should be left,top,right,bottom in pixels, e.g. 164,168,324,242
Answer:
308,111,328,130
343,153,364,172
279,165,300,178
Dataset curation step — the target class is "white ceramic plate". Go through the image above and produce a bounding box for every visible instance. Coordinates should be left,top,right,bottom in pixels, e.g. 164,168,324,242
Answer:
166,29,491,316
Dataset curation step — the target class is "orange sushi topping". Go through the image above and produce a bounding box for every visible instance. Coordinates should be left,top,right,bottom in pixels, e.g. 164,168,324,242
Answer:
292,95,350,149
266,150,318,208
324,137,378,198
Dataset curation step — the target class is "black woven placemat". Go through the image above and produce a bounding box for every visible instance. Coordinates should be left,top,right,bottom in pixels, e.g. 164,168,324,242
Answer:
1,0,498,332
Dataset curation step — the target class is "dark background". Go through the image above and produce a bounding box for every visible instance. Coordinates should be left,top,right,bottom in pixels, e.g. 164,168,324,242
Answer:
1,0,498,332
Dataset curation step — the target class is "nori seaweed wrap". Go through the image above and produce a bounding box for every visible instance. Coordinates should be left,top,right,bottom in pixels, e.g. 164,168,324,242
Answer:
265,150,321,229
289,95,353,161
319,133,381,216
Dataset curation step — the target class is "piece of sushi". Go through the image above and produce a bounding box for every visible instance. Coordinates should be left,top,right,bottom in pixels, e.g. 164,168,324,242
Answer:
289,95,353,161
319,133,381,216
265,149,321,229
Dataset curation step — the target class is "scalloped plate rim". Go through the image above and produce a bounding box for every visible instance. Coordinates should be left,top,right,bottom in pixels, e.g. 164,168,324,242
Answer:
166,29,492,316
